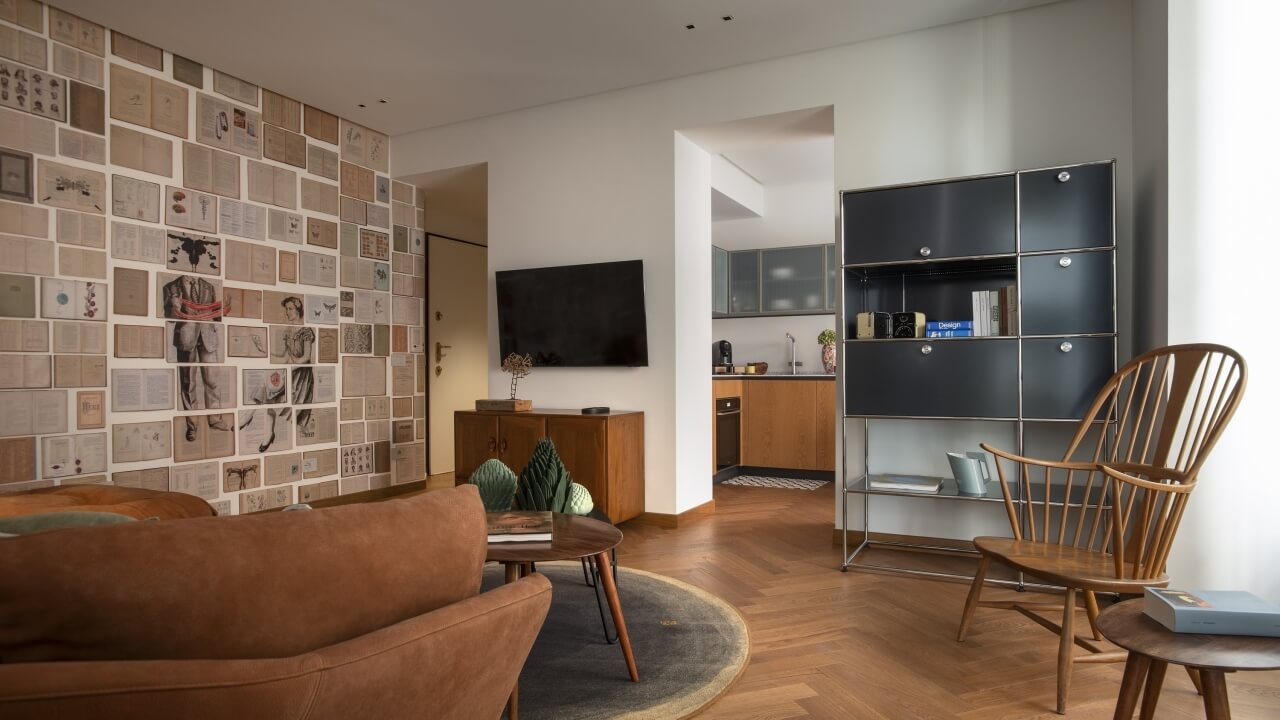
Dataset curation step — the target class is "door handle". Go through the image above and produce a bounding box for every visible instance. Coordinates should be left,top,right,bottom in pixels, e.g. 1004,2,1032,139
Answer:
436,342,452,363
488,436,497,452
499,438,508,454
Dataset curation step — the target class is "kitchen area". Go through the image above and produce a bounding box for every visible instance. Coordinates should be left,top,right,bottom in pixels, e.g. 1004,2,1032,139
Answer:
703,112,837,484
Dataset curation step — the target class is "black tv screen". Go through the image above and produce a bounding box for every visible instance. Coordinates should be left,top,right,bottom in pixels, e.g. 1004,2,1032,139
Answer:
496,260,649,367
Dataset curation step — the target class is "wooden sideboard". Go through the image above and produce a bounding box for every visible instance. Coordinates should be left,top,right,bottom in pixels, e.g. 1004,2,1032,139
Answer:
454,409,645,523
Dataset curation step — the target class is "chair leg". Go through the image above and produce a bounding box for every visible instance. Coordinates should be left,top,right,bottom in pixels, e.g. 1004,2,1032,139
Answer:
1057,587,1077,715
956,553,990,642
1084,590,1103,641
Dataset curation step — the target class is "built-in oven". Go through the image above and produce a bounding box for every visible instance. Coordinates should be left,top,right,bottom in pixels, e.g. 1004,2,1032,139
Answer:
715,396,741,471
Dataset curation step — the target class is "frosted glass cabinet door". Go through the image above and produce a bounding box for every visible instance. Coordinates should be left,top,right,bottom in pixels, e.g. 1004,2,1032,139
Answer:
761,246,825,313
729,250,759,314
826,245,837,311
712,245,729,315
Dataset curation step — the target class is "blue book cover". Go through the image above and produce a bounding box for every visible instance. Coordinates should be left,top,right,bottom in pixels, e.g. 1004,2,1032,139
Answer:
925,330,974,337
1145,588,1280,637
926,320,973,330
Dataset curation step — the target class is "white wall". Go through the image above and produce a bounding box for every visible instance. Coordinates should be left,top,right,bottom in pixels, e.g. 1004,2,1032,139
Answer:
709,156,764,218
1165,0,1280,601
393,0,1136,517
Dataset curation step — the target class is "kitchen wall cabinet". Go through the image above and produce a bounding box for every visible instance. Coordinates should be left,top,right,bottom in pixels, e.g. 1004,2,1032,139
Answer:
454,409,645,522
713,245,729,315
715,243,836,318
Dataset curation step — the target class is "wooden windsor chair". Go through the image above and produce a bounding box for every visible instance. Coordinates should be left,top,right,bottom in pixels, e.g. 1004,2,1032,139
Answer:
954,343,1247,714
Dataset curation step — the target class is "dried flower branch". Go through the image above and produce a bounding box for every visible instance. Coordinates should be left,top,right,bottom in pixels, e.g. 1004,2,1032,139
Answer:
502,353,533,399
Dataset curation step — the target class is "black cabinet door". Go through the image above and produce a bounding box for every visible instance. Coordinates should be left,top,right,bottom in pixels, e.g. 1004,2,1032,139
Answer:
1023,337,1114,419
842,175,1016,264
844,339,1018,418
1020,251,1114,336
1020,163,1113,252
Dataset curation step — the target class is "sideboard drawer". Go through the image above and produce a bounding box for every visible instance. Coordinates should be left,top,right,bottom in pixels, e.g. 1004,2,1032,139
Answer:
844,339,1018,418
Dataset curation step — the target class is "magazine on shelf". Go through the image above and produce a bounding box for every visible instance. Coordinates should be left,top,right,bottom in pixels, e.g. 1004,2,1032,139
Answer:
486,510,554,542
867,474,943,494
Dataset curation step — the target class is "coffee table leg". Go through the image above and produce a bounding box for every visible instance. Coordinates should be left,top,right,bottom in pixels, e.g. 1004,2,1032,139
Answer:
1200,670,1232,720
503,561,520,720
505,562,519,585
594,551,639,682
1139,659,1167,720
1113,652,1150,720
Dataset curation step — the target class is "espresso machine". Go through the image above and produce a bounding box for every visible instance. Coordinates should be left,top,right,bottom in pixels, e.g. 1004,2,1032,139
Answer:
714,340,733,372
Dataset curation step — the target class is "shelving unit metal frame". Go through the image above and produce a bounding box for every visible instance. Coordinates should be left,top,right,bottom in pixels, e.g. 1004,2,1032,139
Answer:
837,160,1117,584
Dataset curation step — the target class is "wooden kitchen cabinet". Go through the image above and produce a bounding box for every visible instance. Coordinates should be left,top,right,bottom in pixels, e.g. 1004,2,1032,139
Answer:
454,409,645,522
741,380,836,471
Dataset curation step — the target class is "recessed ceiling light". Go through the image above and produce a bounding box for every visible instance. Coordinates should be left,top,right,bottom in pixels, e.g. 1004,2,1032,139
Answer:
379,99,388,104
357,103,366,108
722,15,734,22
685,24,695,30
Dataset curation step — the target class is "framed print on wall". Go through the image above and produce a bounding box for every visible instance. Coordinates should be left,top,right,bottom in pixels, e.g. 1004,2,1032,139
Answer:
0,147,34,202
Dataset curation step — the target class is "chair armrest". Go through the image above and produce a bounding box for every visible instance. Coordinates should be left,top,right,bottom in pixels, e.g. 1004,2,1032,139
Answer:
979,443,1097,472
1098,463,1194,492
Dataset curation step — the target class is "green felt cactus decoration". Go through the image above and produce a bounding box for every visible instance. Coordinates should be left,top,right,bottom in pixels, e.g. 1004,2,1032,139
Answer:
515,438,573,512
468,459,517,512
566,482,593,516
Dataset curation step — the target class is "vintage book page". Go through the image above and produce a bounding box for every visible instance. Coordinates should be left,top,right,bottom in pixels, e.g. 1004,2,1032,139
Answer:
227,325,268,358
165,231,221,276
0,318,48,352
52,321,106,354
181,142,240,199
38,160,105,214
0,353,48,388
218,199,266,240
111,32,163,69
238,406,293,454
149,77,190,138
247,160,297,209
366,419,390,443
225,238,277,285
268,209,304,245
300,448,337,476
296,407,337,446
1,107,56,155
222,458,261,492
340,443,374,477
306,144,339,181
300,178,339,216
165,186,218,232
263,452,301,487
262,290,304,325
111,221,166,265
49,8,104,55
0,235,55,275
306,217,337,249
339,421,365,446
53,354,106,387
242,367,287,405
391,354,414,396
56,210,106,248
0,389,65,436
340,196,367,225
376,176,389,204
164,321,225,363
111,420,171,463
213,71,258,106
393,202,415,228
110,125,172,177
112,266,150,316
177,365,236,411
223,288,263,319
339,398,362,421
317,327,338,363
291,365,336,404
51,43,103,86
110,174,160,222
263,123,306,168
262,90,301,132
304,294,339,325
278,250,297,283
172,55,203,88
340,161,376,202
340,257,373,289
268,325,313,364
359,228,389,260
170,460,220,500
364,395,390,420
341,356,386,397
298,480,338,502
40,278,106,321
0,59,67,121
57,246,107,279
113,324,165,358
299,251,337,288
112,466,169,491
366,204,389,229
173,413,235,462
76,389,104,429
339,119,389,173
0,24,47,69
0,201,47,238
0,272,36,317
392,180,413,205
0,436,37,485
240,484,293,513
304,105,338,144
109,64,152,127
373,323,390,356
41,431,107,479
67,81,105,134
110,368,174,412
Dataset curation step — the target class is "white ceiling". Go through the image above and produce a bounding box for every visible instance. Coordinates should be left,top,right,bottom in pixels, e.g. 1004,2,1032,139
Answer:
55,0,1060,136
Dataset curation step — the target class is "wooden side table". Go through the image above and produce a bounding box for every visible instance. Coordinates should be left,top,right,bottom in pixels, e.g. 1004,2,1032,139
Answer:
1098,599,1280,719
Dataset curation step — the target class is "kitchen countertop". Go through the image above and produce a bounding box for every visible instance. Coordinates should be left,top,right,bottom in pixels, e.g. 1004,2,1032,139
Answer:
712,373,835,380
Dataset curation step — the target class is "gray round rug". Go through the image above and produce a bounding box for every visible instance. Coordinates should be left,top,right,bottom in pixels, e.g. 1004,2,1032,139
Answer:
482,561,749,720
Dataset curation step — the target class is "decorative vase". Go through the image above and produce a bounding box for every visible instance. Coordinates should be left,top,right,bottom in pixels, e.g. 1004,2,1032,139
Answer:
821,343,836,373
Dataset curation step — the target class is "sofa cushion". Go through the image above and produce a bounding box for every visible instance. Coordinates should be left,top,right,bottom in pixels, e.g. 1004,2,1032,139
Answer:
0,485,216,521
0,485,488,663
0,511,136,536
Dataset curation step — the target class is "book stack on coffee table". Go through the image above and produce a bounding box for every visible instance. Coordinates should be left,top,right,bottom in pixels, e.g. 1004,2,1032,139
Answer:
486,510,553,542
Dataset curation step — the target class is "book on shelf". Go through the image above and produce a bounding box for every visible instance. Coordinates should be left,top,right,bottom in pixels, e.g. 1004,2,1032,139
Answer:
1144,588,1280,637
988,289,1001,335
926,320,973,331
486,511,553,542
971,291,987,336
867,474,943,494
925,330,974,338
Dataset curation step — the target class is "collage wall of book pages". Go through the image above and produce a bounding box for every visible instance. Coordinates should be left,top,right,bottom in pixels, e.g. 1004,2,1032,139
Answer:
0,2,429,512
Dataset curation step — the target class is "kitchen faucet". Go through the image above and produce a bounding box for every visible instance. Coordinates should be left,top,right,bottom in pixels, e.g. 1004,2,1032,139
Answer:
785,332,796,374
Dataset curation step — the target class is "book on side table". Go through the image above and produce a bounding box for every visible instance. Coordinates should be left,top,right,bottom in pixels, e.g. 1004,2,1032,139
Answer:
1144,588,1280,637
486,511,553,542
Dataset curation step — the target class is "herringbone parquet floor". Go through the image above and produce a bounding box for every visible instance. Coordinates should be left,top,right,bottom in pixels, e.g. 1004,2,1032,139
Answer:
614,483,1280,719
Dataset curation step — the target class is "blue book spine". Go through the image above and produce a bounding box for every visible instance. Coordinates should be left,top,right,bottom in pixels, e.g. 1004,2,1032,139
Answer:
926,320,973,331
925,330,974,338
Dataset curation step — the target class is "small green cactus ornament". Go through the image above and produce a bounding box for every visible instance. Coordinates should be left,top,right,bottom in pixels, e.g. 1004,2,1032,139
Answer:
566,482,594,515
468,459,518,511
516,438,573,512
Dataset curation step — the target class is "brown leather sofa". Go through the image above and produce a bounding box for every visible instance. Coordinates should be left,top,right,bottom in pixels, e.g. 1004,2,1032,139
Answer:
0,484,551,720
0,484,218,520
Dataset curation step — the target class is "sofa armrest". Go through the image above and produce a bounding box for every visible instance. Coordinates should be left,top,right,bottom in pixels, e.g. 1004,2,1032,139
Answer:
0,574,553,720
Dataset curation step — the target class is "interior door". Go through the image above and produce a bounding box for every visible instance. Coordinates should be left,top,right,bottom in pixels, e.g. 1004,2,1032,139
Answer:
428,235,489,476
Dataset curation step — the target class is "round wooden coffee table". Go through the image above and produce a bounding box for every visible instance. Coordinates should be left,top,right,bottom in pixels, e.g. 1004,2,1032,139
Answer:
488,512,636,720
1098,599,1280,719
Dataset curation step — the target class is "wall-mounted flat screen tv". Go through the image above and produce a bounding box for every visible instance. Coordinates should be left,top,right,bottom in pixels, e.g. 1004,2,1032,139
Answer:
496,259,649,367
